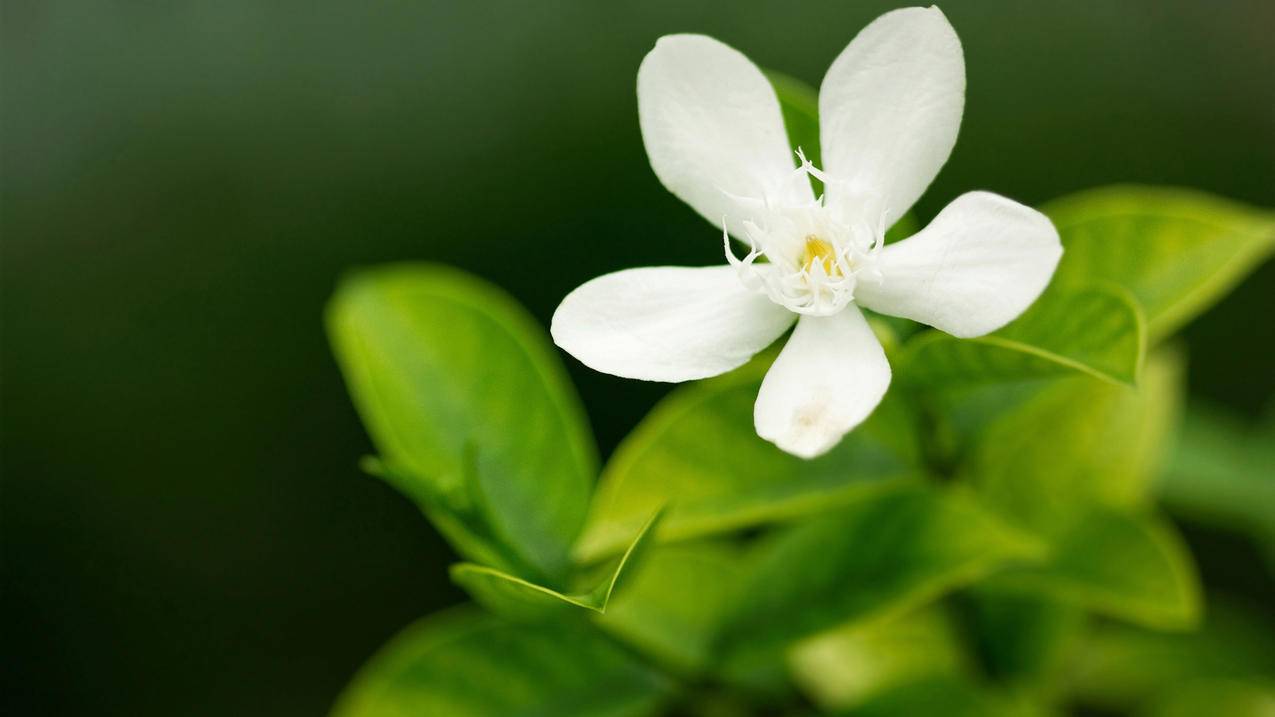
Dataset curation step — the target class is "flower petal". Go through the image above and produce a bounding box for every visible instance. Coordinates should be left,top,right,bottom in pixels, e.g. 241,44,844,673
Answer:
638,34,811,239
551,266,795,382
819,6,964,227
855,191,1063,338
754,307,891,459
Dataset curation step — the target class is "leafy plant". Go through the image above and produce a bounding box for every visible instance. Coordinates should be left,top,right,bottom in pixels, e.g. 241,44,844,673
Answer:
326,71,1275,716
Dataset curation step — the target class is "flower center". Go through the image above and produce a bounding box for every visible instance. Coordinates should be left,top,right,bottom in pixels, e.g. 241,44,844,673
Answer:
721,153,886,317
800,236,841,276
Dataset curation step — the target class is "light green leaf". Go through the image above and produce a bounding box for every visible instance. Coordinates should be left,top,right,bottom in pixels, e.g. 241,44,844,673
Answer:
960,347,1184,526
450,509,662,620
1065,600,1275,711
574,358,922,562
1042,186,1275,342
789,608,967,711
985,507,1200,630
331,608,673,717
1139,680,1275,717
899,282,1145,387
714,484,1042,667
327,264,595,582
595,541,745,675
1157,402,1275,557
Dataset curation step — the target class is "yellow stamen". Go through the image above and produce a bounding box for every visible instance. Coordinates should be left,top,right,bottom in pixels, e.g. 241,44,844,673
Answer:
800,235,840,275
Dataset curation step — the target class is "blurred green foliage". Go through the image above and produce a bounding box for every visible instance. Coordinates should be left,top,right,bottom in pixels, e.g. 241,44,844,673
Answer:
4,1,1275,716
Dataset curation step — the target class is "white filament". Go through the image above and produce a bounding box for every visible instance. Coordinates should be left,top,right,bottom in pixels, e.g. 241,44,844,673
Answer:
723,151,887,316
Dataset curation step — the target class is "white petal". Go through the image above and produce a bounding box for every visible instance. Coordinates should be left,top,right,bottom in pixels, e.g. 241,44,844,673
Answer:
855,191,1063,338
551,266,795,383
638,34,812,239
754,307,891,459
819,6,964,227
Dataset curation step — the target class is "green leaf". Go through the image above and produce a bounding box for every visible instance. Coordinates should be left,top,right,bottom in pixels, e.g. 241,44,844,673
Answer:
847,675,1043,717
1157,402,1275,554
327,264,596,582
714,484,1041,667
451,509,663,620
966,591,1084,689
331,608,673,717
959,347,1184,526
361,456,528,580
595,540,745,675
948,350,1199,630
788,608,968,711
985,507,1200,630
1064,600,1275,711
1042,186,1275,342
574,358,923,562
899,282,1145,387
1139,680,1275,717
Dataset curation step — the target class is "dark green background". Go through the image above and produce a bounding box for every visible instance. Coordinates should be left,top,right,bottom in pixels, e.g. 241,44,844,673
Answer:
3,1,1273,714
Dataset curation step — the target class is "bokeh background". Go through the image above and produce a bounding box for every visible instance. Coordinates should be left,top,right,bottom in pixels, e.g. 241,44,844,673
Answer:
3,1,1273,714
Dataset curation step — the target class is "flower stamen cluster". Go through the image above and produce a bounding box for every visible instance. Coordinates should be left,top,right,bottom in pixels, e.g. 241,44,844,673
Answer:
724,152,885,316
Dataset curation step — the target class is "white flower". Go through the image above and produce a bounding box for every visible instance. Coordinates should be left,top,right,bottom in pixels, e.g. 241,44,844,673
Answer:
551,6,1062,459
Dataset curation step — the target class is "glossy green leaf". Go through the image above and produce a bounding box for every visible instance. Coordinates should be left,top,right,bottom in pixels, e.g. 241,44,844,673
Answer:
714,484,1041,666
1065,600,1275,711
361,456,532,580
327,264,595,582
789,608,967,711
1043,186,1275,342
985,507,1200,630
960,347,1184,527
451,509,662,620
574,358,922,562
1157,402,1275,557
595,541,745,675
331,608,672,717
899,282,1145,387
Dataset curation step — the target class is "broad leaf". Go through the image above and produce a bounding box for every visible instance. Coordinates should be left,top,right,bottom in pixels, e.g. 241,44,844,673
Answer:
451,509,662,620
788,608,967,711
574,358,921,562
985,507,1200,630
327,264,595,582
849,675,1043,717
959,347,1184,526
362,456,530,577
1139,681,1275,717
713,484,1041,667
1157,402,1275,561
967,591,1084,688
1043,186,1275,342
595,541,745,675
331,608,672,717
1064,600,1275,712
899,283,1145,387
